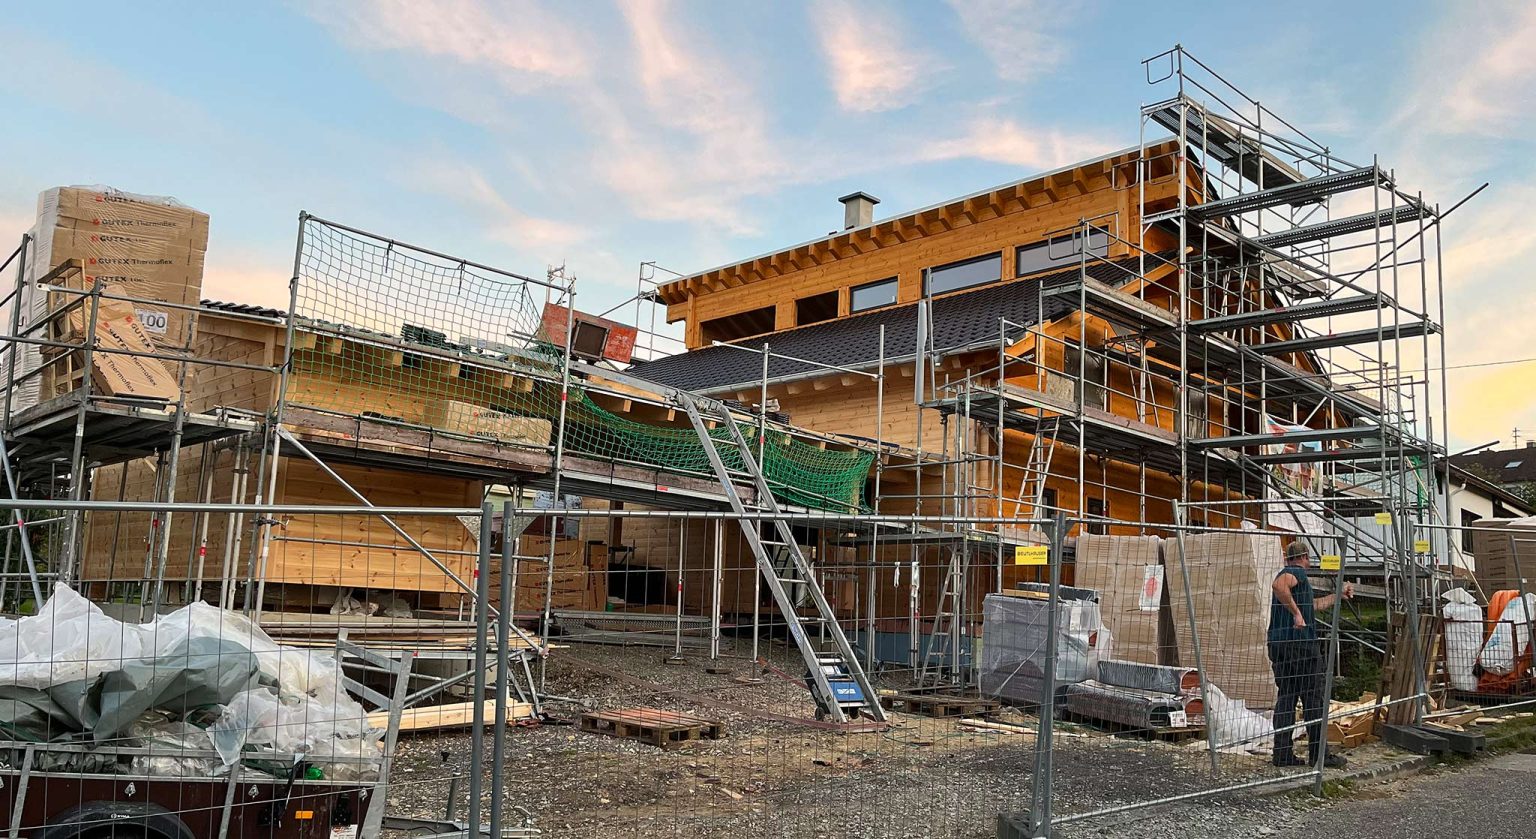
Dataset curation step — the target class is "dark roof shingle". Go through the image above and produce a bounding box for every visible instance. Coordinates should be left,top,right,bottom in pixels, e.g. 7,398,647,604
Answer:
1450,448,1536,486
629,257,1139,392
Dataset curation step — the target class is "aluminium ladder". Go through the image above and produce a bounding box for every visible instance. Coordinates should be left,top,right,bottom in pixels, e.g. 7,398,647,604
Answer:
678,393,885,723
917,543,966,687
1013,414,1062,523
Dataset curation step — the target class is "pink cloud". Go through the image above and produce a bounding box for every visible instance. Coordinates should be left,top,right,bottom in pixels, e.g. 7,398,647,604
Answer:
304,0,589,85
814,0,940,113
919,116,1113,170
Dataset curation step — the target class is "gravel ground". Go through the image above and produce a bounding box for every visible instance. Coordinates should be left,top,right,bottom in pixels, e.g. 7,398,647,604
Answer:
381,642,1418,839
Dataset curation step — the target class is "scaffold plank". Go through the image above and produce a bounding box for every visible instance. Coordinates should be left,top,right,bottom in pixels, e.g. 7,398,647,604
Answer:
1189,166,1383,218
1187,294,1388,334
1252,204,1430,249
1253,319,1436,355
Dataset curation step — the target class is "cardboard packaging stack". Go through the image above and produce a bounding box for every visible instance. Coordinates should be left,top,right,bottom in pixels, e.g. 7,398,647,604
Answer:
430,399,553,447
28,186,207,348
1164,531,1284,709
13,186,207,410
1074,534,1169,665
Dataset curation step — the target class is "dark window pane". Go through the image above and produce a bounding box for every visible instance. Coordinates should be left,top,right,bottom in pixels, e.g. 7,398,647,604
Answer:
925,253,1001,295
796,290,838,325
851,277,898,312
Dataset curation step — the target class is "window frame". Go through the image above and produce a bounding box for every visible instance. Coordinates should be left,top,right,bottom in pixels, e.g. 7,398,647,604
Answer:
1461,509,1482,553
1039,487,1058,514
794,290,839,326
1085,497,1108,535
923,252,1003,297
850,276,899,313
1015,228,1111,278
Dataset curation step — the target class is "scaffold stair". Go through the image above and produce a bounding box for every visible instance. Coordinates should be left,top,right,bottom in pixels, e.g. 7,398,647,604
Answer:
677,394,885,723
1146,95,1306,190
1188,166,1385,219
1187,293,1389,334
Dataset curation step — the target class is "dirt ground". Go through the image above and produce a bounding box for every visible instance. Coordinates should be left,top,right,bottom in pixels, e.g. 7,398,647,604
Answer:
382,641,1406,839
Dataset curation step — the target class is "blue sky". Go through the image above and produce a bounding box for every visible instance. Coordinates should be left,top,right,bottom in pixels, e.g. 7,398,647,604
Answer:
1,0,1532,446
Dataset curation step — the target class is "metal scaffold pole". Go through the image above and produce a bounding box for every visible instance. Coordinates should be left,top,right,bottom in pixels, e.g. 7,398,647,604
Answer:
1027,511,1067,836
540,271,577,688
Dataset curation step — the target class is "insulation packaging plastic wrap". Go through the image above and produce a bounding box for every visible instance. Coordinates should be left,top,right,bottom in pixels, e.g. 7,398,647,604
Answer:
0,585,379,779
979,590,1110,706
1479,593,1536,676
1165,532,1283,709
1204,683,1273,753
1210,682,1271,746
1441,588,1484,691
1074,535,1166,665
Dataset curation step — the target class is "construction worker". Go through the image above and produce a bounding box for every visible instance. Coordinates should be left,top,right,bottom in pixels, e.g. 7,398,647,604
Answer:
1268,540,1352,768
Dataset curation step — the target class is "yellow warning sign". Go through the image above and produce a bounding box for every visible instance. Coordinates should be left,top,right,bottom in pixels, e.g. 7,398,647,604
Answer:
1413,539,1431,554
1320,554,1342,571
1014,546,1049,566
1374,512,1393,526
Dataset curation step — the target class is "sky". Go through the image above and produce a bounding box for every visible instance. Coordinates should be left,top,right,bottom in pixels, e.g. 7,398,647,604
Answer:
0,0,1532,449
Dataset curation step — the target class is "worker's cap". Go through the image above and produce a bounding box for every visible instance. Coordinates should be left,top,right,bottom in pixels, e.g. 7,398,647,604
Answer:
1284,541,1310,562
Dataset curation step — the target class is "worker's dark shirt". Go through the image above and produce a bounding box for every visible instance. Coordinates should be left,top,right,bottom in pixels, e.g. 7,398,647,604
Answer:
1268,564,1317,644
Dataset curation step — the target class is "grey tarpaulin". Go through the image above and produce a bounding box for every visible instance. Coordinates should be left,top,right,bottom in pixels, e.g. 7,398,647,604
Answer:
1,585,377,778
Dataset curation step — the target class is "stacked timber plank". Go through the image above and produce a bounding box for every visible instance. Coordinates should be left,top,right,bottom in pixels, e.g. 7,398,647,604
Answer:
500,536,608,611
257,613,542,653
370,699,535,732
1470,524,1536,597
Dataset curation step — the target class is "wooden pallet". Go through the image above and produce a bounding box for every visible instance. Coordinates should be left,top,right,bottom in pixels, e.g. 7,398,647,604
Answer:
579,708,726,749
884,692,1002,718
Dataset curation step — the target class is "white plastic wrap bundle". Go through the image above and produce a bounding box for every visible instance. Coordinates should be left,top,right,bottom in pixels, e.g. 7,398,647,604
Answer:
1203,683,1273,753
1441,588,1484,691
0,585,381,779
979,592,1112,705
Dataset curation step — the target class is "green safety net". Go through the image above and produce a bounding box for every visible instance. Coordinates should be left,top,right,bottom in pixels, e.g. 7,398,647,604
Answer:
292,217,872,513
554,384,873,512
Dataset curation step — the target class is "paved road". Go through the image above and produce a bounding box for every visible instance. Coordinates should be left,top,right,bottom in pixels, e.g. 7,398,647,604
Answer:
1281,752,1536,837
1068,752,1536,839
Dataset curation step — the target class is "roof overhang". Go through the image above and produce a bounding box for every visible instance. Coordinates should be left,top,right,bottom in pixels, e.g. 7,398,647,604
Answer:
655,139,1180,306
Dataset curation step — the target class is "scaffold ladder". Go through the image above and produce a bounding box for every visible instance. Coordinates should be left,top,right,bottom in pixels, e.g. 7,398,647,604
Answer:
1013,415,1061,522
918,543,966,687
678,394,886,723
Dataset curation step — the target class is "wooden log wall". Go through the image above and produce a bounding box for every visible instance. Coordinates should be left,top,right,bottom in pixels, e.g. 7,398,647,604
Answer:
659,145,1187,349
